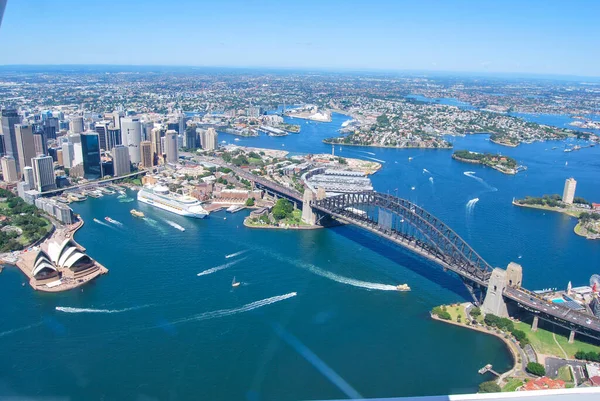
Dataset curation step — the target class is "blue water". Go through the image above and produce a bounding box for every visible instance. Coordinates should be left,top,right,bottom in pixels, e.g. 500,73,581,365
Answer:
1,112,599,400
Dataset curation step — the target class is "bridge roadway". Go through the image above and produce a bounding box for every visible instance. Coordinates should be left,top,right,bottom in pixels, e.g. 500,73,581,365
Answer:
203,166,600,340
40,169,149,197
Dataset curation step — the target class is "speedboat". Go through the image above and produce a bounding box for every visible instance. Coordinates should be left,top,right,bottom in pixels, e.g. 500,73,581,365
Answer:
130,209,144,217
105,217,116,223
232,277,241,288
396,284,410,291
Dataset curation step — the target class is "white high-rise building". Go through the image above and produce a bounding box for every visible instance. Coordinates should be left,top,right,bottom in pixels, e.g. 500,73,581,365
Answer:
15,124,36,172
1,156,18,182
112,145,131,177
61,142,74,168
23,166,34,188
201,127,218,151
70,116,84,134
121,117,142,164
164,130,179,164
562,178,577,205
32,155,56,192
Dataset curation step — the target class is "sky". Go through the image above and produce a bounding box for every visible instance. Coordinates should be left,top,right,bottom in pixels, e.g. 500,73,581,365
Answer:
0,0,599,77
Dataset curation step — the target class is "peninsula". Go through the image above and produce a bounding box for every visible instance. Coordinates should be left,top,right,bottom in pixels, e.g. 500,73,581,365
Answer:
452,150,524,175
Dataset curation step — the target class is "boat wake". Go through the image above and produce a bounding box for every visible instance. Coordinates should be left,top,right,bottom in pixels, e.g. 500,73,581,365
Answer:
169,293,297,325
429,177,434,184
93,218,110,227
466,197,479,211
197,257,247,276
108,219,123,226
463,171,497,192
303,263,399,291
365,156,385,163
422,168,431,175
119,197,134,203
143,217,158,226
225,250,247,259
0,322,42,338
166,220,185,231
358,151,376,156
55,305,150,314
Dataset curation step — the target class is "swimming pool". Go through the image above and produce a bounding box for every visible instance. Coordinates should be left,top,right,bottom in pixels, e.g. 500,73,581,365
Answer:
552,298,565,303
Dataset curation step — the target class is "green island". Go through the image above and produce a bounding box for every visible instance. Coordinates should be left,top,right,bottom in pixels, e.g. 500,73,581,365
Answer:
281,123,301,133
432,303,600,392
513,195,599,239
244,198,312,229
0,188,52,252
452,150,522,174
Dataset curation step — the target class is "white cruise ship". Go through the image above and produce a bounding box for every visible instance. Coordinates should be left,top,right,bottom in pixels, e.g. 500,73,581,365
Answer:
137,185,209,219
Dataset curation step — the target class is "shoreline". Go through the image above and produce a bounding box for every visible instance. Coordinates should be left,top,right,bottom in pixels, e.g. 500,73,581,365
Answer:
490,138,519,147
322,139,453,150
512,200,581,218
243,218,322,230
452,154,517,175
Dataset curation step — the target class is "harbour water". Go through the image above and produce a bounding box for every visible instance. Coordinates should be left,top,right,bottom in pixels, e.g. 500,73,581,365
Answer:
1,112,600,400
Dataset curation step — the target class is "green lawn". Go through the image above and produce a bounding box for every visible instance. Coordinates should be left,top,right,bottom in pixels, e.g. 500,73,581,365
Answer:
515,321,600,358
557,365,573,382
446,304,467,323
502,378,523,392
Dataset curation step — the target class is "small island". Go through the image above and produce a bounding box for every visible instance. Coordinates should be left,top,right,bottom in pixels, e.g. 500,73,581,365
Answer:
452,150,525,174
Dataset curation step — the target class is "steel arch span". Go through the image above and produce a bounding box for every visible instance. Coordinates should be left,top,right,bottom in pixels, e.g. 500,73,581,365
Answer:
312,191,494,285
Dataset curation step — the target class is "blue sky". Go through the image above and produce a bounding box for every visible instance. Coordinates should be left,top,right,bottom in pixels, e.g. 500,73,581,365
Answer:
1,0,599,76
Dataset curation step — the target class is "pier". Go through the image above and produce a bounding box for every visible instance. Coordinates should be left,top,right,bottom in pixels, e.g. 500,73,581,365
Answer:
478,364,500,376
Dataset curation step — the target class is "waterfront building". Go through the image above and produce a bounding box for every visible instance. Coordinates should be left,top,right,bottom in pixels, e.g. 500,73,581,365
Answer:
80,132,101,179
33,132,47,156
61,141,74,168
15,124,36,172
34,197,73,224
94,121,111,150
112,145,131,176
0,108,21,159
1,156,18,182
32,155,56,192
56,149,63,166
101,160,114,177
164,130,178,164
201,127,218,151
121,117,142,164
69,116,84,134
140,141,153,168
562,178,577,204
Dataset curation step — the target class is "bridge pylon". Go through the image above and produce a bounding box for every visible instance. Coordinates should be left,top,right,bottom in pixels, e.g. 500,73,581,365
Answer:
301,190,316,225
482,262,523,318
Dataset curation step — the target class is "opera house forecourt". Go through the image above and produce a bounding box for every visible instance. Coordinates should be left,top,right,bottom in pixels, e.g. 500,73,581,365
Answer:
16,222,107,292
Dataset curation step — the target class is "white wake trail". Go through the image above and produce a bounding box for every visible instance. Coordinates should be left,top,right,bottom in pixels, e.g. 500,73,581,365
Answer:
93,218,110,227
423,168,431,174
429,177,434,184
170,293,297,325
197,257,247,276
0,322,42,338
304,263,398,291
358,151,376,156
225,250,247,259
466,197,480,211
463,171,497,192
56,305,150,314
365,156,386,163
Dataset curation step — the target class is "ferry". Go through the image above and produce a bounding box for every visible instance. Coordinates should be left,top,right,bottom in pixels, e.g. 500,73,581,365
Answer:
105,217,117,223
138,184,209,218
130,209,145,218
396,284,411,291
67,193,87,202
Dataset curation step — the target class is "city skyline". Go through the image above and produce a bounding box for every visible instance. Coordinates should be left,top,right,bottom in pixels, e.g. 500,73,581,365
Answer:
1,0,600,77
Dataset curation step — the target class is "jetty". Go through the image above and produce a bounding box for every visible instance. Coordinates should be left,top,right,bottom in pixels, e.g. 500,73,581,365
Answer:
478,364,500,377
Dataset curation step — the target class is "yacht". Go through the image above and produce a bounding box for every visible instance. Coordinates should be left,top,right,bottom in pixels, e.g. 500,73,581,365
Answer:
137,184,209,218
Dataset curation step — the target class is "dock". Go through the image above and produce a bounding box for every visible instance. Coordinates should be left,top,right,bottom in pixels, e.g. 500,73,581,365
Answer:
226,205,245,213
478,364,500,376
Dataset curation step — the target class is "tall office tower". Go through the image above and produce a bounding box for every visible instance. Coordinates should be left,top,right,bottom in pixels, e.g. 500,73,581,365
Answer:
562,178,577,204
178,113,186,135
112,145,131,176
23,166,34,188
43,117,58,139
121,117,142,164
32,155,56,192
140,141,153,168
69,116,84,134
201,127,218,151
56,149,64,166
112,111,124,130
61,141,74,168
33,132,47,156
1,108,21,158
15,124,36,172
94,121,111,150
150,127,163,158
164,130,179,164
80,132,101,179
142,121,154,142
184,127,197,148
107,126,121,150
1,156,18,182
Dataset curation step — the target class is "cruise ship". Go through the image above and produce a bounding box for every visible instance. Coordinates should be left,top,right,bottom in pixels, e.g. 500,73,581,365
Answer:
137,185,209,218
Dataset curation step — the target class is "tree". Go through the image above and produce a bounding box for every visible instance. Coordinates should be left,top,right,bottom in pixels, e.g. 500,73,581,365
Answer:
526,362,546,376
478,381,501,393
245,198,255,207
272,199,293,221
470,307,481,318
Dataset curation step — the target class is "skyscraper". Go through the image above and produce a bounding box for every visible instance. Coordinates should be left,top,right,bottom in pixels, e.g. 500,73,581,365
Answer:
112,145,131,177
32,155,56,192
94,121,110,150
23,166,34,188
140,141,153,168
184,127,197,149
121,117,142,164
33,132,47,156
107,126,121,150
201,127,218,151
164,130,179,164
15,124,36,172
69,116,84,134
1,156,18,182
150,127,163,159
80,132,101,179
112,111,124,130
61,141,74,168
1,108,21,159
562,178,577,204
56,148,64,166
